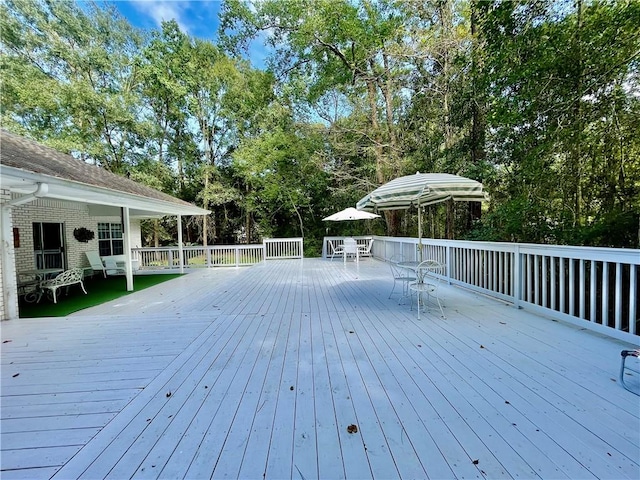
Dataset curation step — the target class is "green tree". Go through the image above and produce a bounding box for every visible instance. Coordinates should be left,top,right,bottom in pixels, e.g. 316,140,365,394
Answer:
1,0,144,173
221,0,413,234
475,0,640,246
232,101,329,244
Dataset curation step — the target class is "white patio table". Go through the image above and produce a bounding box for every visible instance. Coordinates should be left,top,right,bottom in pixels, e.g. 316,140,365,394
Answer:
17,268,64,303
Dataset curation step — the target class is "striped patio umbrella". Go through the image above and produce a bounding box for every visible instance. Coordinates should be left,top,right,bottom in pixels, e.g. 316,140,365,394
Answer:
356,173,487,211
356,173,488,258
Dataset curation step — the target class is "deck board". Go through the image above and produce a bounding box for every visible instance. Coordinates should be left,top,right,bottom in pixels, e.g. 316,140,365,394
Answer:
1,258,638,479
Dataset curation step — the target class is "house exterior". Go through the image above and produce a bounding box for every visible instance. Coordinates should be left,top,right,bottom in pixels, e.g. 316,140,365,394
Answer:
0,129,209,320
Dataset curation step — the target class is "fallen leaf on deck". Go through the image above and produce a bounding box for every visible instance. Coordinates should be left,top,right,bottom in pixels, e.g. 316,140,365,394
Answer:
12,373,19,377
347,424,358,434
480,345,485,349
472,459,479,465
166,391,172,397
3,340,12,343
290,386,294,391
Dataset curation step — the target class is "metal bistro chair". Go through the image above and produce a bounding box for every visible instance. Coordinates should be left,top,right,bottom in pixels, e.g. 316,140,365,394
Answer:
388,254,416,304
408,260,446,319
620,349,640,395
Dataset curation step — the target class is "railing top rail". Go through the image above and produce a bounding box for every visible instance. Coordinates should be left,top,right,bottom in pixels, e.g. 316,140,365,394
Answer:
132,244,264,250
372,236,639,264
263,237,303,242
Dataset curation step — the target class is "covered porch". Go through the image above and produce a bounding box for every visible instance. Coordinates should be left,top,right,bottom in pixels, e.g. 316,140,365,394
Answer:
1,258,638,479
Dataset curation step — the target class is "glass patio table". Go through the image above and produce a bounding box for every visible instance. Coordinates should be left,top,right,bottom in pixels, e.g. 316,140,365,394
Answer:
397,260,446,318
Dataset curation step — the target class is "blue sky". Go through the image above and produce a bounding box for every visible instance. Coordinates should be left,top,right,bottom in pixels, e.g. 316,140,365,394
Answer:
109,1,269,67
113,0,222,39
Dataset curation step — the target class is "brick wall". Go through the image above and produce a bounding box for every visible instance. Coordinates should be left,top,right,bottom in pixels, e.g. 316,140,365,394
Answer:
1,192,145,321
10,197,142,273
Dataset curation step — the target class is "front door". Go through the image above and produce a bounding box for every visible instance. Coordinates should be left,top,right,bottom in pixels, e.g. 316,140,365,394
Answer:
33,222,65,269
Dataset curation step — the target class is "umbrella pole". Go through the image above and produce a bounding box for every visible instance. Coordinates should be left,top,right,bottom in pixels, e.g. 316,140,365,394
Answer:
418,201,423,262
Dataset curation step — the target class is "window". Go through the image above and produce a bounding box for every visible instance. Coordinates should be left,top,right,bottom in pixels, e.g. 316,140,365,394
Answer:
98,223,123,256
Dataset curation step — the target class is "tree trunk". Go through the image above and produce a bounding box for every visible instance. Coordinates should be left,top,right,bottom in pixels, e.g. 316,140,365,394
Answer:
469,0,485,228
154,219,160,248
439,0,455,239
245,184,251,244
571,0,584,227
446,200,454,240
382,52,399,178
202,174,209,247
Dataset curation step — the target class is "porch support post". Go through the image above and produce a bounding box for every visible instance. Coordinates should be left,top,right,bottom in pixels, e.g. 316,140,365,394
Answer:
1,205,18,320
177,215,184,274
122,206,133,292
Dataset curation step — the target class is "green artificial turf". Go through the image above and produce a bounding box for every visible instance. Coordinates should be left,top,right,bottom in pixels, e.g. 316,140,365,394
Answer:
19,273,183,318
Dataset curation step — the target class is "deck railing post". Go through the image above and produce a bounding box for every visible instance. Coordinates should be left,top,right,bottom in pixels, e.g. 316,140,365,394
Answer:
445,244,451,285
514,244,522,309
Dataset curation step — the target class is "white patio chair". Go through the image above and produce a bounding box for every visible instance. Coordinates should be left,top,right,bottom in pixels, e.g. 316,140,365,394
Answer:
343,238,359,262
328,240,344,261
408,259,446,319
85,251,107,278
388,254,415,304
104,257,126,276
40,268,87,304
358,238,374,258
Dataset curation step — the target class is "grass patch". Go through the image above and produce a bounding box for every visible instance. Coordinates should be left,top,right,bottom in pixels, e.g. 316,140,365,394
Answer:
19,274,183,318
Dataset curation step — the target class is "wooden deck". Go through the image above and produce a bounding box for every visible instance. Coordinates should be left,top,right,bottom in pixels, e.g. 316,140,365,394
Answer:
1,258,638,479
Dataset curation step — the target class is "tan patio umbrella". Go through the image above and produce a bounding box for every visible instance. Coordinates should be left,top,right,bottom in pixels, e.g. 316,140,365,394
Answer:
356,172,488,259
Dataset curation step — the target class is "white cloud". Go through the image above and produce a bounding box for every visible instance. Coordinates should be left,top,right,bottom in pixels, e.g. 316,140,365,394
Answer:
130,1,193,35
127,0,223,39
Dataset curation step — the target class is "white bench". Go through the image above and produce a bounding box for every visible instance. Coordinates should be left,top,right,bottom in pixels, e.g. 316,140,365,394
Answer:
40,268,87,303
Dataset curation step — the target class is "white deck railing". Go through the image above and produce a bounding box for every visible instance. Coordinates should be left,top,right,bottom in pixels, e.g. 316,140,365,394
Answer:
370,236,639,343
264,237,304,259
132,238,303,269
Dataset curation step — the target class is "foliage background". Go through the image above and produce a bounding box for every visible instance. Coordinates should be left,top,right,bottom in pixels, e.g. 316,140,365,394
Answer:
1,0,638,254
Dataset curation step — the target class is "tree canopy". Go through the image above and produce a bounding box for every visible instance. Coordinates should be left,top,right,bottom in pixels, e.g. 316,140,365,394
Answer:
2,0,638,252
